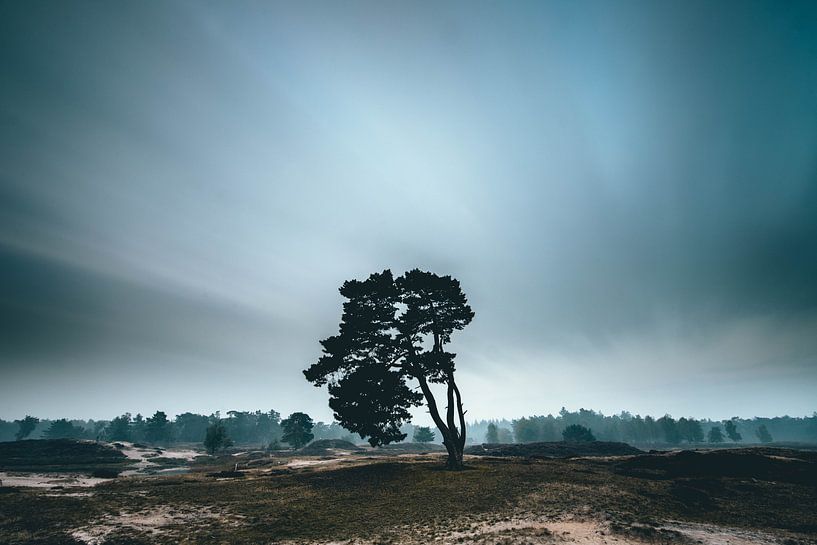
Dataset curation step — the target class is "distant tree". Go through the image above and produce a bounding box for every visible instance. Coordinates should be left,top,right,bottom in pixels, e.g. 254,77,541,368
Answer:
14,416,39,441
91,420,108,440
145,411,170,444
281,412,315,449
173,412,210,443
131,413,146,442
658,415,681,444
707,426,724,443
106,414,132,441
413,426,435,443
304,269,475,470
678,418,704,443
255,410,282,446
562,424,595,442
204,422,233,454
755,424,773,443
724,419,742,442
497,427,514,444
44,419,84,439
485,422,499,443
512,417,541,443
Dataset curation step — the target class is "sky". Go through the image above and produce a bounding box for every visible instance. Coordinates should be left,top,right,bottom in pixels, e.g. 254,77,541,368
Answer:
1,1,816,423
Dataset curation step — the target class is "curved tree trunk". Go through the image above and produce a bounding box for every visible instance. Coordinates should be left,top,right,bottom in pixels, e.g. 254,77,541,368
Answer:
416,375,464,470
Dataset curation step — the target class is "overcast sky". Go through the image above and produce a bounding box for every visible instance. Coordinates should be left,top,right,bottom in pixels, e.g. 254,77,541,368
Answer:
2,1,816,423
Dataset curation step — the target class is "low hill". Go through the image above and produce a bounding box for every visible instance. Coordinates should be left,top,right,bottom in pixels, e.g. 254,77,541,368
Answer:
298,439,362,455
0,439,127,472
614,447,817,485
465,441,642,458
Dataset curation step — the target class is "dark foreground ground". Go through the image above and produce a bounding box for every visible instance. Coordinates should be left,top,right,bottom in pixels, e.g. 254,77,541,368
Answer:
1,441,816,545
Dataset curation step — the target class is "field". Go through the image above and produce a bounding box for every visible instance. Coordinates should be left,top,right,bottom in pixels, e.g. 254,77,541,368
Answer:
1,440,816,545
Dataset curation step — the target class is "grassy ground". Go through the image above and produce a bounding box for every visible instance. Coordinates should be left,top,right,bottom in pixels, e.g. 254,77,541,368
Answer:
1,450,816,545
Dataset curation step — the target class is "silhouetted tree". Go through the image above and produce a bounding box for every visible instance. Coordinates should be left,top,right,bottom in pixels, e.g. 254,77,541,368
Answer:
204,422,233,454
724,419,742,442
755,424,773,443
281,412,314,448
14,416,39,441
413,426,435,443
44,419,84,439
707,426,724,443
562,424,595,442
485,422,499,443
106,414,132,441
145,411,170,444
304,269,475,469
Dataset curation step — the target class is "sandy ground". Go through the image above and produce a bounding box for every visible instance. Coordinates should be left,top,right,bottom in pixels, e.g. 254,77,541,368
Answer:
0,442,201,486
67,511,792,545
0,472,112,488
70,505,245,545
117,442,199,476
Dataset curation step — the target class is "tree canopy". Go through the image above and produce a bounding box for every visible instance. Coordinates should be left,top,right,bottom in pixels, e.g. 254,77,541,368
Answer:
562,424,595,442
413,426,435,443
204,422,233,454
281,412,315,449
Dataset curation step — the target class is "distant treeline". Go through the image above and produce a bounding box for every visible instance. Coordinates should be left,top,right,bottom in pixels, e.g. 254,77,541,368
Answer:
470,408,817,446
0,410,359,447
2,407,816,446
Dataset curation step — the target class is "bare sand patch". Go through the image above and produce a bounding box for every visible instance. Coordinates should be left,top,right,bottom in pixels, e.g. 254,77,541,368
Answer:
70,505,244,544
0,471,111,488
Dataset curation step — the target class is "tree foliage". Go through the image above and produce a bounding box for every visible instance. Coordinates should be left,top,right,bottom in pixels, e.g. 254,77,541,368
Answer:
145,411,170,444
755,424,773,443
106,414,132,441
281,412,315,449
204,422,233,454
562,424,595,442
707,426,724,443
44,419,84,439
724,419,742,442
485,422,499,444
14,416,39,441
412,426,435,443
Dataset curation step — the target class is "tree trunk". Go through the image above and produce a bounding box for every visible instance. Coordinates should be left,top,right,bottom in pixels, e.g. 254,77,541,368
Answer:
416,374,464,470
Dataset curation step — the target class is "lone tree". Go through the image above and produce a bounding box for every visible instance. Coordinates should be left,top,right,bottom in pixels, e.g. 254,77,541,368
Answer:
14,416,39,441
304,269,474,469
281,412,315,449
204,422,233,454
562,424,595,442
413,426,435,444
